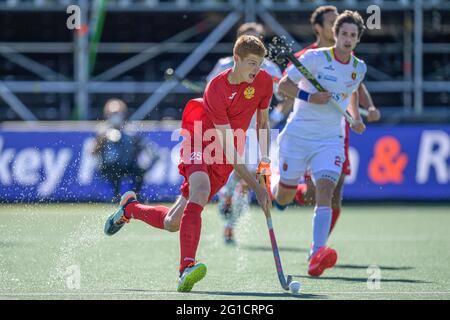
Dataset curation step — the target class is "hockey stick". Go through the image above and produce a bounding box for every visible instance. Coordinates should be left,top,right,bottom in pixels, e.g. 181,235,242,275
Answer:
276,50,357,126
259,172,293,291
164,68,204,93
166,66,370,118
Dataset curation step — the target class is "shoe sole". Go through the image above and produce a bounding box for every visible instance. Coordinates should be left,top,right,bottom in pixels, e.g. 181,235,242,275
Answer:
104,191,137,236
104,209,125,236
177,264,207,293
308,249,337,277
120,191,137,206
104,213,119,236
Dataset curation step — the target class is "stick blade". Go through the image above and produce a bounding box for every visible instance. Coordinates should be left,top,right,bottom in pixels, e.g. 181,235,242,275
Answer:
275,51,289,64
287,275,293,285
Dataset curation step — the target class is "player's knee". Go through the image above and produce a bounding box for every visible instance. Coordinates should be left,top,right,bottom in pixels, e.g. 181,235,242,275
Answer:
313,170,340,185
314,173,338,204
277,193,292,205
165,218,180,232
317,183,335,197
189,186,210,205
188,172,211,205
194,184,210,200
164,200,185,232
276,183,296,205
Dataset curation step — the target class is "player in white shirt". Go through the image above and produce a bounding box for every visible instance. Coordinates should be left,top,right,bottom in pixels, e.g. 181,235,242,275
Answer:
207,23,283,245
275,11,367,277
284,6,380,241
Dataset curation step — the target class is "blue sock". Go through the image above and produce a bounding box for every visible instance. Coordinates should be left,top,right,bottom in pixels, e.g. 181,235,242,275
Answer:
311,206,332,256
273,200,288,211
271,184,288,211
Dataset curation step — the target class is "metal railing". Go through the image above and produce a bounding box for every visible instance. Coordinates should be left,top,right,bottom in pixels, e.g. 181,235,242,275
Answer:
0,0,448,121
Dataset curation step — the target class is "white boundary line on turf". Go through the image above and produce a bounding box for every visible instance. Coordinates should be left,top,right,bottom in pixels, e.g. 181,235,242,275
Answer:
1,292,450,297
308,292,450,295
0,292,181,296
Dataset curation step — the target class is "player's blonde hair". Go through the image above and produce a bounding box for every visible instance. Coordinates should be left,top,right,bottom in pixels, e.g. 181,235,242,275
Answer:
233,35,267,59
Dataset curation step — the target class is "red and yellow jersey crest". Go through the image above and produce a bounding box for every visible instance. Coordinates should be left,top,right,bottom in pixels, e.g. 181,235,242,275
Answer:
244,86,255,100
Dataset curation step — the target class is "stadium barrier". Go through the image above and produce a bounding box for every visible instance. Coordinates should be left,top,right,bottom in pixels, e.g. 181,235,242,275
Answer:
0,123,449,202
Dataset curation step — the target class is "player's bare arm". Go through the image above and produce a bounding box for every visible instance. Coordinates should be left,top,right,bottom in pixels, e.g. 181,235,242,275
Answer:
274,93,332,120
256,107,270,159
214,123,271,212
348,91,366,134
278,74,332,104
278,75,298,99
358,83,381,122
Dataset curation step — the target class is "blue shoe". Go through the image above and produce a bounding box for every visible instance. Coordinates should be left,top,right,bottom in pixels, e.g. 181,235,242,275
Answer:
177,263,207,293
104,191,137,236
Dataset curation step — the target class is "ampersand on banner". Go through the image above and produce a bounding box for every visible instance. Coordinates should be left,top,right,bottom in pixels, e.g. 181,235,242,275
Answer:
369,136,408,184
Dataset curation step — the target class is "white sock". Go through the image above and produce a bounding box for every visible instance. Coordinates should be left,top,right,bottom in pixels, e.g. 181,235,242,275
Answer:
311,206,332,256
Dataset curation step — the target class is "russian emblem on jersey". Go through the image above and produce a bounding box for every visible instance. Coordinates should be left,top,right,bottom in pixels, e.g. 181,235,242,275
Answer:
351,71,357,80
244,86,255,99
283,162,288,171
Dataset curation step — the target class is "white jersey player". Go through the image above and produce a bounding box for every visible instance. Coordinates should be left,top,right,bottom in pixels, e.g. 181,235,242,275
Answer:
275,11,367,277
279,46,366,177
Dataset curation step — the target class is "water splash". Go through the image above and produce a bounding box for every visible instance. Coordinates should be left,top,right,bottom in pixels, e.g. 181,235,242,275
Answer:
267,36,296,68
48,212,105,290
234,192,252,273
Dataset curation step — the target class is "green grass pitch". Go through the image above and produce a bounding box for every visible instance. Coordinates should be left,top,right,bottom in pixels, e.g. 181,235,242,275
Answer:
0,203,449,300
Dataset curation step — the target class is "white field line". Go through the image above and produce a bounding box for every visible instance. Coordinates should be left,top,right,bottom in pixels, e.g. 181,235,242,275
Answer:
1,291,450,297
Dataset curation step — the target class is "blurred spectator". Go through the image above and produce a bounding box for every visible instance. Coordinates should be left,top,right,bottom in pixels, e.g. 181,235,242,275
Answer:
92,98,159,201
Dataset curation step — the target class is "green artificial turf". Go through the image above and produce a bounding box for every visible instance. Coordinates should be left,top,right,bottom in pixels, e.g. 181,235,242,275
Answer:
0,203,449,300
